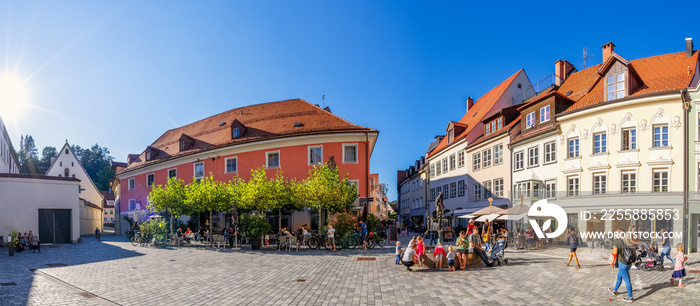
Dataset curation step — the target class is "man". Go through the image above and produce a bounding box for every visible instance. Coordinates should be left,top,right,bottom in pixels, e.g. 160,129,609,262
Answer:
429,217,438,246
327,224,336,252
469,227,493,267
359,220,368,250
608,228,634,302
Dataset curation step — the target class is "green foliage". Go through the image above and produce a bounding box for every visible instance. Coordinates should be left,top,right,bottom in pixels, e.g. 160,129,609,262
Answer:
185,175,236,214
240,212,271,242
39,146,57,174
296,165,358,213
18,135,40,174
139,219,168,240
71,143,114,191
366,213,380,232
8,231,18,245
238,167,298,212
329,212,358,239
149,177,188,216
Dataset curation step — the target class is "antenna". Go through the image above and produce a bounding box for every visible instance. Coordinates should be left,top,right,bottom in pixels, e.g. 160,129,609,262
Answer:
322,95,325,108
583,48,594,69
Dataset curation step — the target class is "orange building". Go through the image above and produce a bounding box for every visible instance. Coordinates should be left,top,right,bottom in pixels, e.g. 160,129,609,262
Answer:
116,99,378,232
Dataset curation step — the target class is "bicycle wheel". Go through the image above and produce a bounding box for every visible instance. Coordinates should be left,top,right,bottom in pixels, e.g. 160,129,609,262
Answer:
367,237,376,249
130,233,140,246
349,236,358,249
308,237,320,249
376,237,384,248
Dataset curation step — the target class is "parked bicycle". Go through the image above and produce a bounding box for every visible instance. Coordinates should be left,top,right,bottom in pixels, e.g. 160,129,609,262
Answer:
308,233,339,250
366,231,385,249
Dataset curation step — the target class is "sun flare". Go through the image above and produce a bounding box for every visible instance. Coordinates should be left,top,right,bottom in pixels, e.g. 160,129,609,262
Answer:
0,74,31,120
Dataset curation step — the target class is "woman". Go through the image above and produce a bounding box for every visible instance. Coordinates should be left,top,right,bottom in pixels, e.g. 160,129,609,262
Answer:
456,231,469,270
658,229,675,267
467,219,476,235
565,226,580,268
626,224,640,269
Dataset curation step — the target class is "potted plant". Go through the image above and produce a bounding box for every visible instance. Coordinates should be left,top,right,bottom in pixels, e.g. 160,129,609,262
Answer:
240,212,271,250
8,231,18,256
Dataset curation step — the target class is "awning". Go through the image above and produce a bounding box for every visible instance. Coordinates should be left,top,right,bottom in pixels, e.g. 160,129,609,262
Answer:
475,213,501,223
452,207,485,217
497,213,527,221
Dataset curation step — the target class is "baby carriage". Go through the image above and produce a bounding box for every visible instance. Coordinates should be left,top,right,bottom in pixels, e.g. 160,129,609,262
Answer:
489,235,509,266
635,242,663,271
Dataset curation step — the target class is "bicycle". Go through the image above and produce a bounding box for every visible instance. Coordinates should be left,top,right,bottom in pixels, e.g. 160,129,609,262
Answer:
342,232,361,249
129,231,141,246
308,233,338,250
366,232,385,249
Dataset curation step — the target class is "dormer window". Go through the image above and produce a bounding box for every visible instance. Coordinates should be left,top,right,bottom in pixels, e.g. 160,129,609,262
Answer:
606,72,625,101
447,129,454,144
497,117,503,130
485,123,491,135
178,134,195,152
180,141,188,151
526,112,535,129
233,127,241,138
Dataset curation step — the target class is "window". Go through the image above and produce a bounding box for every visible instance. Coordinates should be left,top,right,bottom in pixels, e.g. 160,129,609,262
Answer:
567,177,579,197
146,174,155,187
458,151,465,168
232,127,241,138
225,157,237,173
194,162,204,179
450,182,457,198
180,141,188,151
516,182,531,198
449,154,456,170
540,105,550,123
430,164,435,178
458,180,465,197
483,181,492,198
491,121,497,133
128,199,136,211
485,123,491,135
168,168,177,179
128,178,135,190
593,173,607,195
606,72,625,101
528,147,538,167
621,128,637,150
622,172,636,193
526,112,535,128
593,133,607,154
430,188,435,201
266,151,280,168
493,179,503,197
473,184,482,201
65,149,69,154
653,170,669,192
497,117,503,130
71,162,74,167
514,151,524,170
482,149,491,168
493,145,503,165
349,180,360,195
568,138,580,158
442,158,448,173
653,125,669,147
443,184,449,199
343,144,358,163
473,152,481,171
309,146,323,165
544,142,556,163
545,181,556,199
436,160,441,176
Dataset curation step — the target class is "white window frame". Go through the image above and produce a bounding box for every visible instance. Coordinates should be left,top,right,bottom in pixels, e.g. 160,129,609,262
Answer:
494,145,503,165
473,184,482,201
540,105,550,123
266,150,281,169
450,182,457,198
482,148,491,168
606,72,625,101
652,169,669,193
167,168,177,179
621,128,637,150
194,162,205,179
544,142,556,164
308,145,323,166
567,176,579,197
449,154,456,170
493,178,504,197
442,157,448,173
545,181,556,199
568,138,580,158
232,127,241,138
342,143,358,164
458,151,465,168
128,178,135,190
653,125,669,148
483,180,492,198
528,146,538,167
436,160,441,176
443,184,449,199
485,123,491,135
526,112,535,128
514,151,524,171
497,117,503,130
621,171,636,193
225,157,238,173
593,132,607,154
430,164,436,178
592,173,607,195
128,199,136,211
473,152,481,171
146,173,155,187
457,180,465,197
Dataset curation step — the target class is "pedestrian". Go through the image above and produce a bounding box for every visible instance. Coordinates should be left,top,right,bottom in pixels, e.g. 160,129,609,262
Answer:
482,220,491,252
228,227,235,247
608,227,634,302
416,236,425,267
433,243,445,270
467,219,475,235
327,224,336,252
94,227,100,240
671,243,688,287
446,246,456,272
470,227,493,267
658,229,675,267
359,220,368,250
456,231,469,270
224,227,230,247
566,226,580,269
401,241,418,271
429,218,438,246
626,224,640,269
395,241,402,265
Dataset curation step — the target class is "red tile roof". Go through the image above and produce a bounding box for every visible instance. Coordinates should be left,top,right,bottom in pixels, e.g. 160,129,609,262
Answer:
428,69,523,157
467,114,521,148
558,51,698,113
121,99,376,173
101,191,115,202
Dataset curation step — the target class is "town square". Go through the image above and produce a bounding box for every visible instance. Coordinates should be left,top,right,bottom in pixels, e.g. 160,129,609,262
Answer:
3,1,700,305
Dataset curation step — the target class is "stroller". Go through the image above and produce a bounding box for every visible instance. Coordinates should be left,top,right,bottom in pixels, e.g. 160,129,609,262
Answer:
635,242,663,271
488,235,509,266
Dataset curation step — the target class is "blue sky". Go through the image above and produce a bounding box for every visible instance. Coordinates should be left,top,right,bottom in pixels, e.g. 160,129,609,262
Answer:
2,1,699,201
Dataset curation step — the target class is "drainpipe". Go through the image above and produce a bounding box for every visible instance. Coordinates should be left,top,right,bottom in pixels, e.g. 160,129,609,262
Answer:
682,89,690,252
364,132,369,222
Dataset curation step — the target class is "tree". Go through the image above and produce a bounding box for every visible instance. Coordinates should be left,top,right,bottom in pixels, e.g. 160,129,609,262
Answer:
185,175,236,241
237,167,301,231
296,164,358,229
18,135,40,174
148,177,187,234
38,146,57,174
72,144,114,190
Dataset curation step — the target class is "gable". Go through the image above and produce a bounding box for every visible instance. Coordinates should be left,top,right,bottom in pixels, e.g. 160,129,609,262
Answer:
46,142,104,207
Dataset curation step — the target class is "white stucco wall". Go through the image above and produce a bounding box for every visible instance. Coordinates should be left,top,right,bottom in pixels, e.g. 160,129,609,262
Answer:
46,143,104,211
511,131,560,205
0,116,20,174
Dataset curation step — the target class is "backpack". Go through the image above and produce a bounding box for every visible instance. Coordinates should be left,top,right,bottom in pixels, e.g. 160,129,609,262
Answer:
621,244,636,265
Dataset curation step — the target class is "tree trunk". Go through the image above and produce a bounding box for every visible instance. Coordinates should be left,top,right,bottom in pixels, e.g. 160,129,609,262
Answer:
278,209,282,231
209,210,213,246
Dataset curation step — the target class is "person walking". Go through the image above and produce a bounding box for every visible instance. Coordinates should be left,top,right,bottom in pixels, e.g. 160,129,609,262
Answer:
470,227,493,267
626,224,640,269
609,227,634,302
395,241,402,265
429,218,438,246
565,226,580,269
658,229,675,268
456,231,469,270
359,220,368,250
94,227,101,240
670,243,688,287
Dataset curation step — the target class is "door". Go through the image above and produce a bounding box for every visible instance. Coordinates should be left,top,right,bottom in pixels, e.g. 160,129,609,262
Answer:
38,209,72,243
694,216,700,253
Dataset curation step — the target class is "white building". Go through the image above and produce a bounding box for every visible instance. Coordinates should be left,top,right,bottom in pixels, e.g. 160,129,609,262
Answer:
0,116,20,174
397,157,426,225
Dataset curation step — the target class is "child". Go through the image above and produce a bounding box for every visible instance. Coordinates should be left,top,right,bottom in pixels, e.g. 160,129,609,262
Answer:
433,243,446,270
671,243,688,287
395,241,402,265
416,236,425,267
446,246,456,271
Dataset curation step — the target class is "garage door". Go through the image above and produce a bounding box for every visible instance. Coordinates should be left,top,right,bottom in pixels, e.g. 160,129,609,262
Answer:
38,209,72,243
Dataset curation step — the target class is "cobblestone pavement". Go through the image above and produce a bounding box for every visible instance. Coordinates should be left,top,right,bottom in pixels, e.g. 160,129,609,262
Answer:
2,234,700,305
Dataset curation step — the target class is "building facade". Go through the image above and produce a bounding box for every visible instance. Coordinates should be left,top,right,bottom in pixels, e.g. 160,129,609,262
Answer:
397,157,426,225
0,116,20,174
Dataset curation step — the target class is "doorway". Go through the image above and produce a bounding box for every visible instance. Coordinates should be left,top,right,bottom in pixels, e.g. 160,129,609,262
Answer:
38,209,72,243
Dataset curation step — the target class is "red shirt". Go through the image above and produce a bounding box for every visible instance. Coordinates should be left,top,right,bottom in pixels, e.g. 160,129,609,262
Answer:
467,224,476,235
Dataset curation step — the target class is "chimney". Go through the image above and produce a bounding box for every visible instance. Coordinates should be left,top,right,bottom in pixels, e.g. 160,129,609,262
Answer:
686,38,693,58
554,60,574,86
602,42,615,63
466,96,474,112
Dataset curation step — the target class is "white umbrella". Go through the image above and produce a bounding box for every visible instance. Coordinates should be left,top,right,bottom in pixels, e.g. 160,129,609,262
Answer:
458,214,476,219
475,213,501,223
497,213,527,221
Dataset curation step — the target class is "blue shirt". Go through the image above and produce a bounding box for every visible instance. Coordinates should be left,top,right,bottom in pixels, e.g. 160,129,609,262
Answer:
360,222,367,235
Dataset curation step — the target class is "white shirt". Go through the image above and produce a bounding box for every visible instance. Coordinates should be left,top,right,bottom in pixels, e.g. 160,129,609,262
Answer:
327,228,335,238
402,247,416,262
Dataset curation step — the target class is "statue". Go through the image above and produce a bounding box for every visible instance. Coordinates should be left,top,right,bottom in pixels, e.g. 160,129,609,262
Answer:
435,192,444,244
